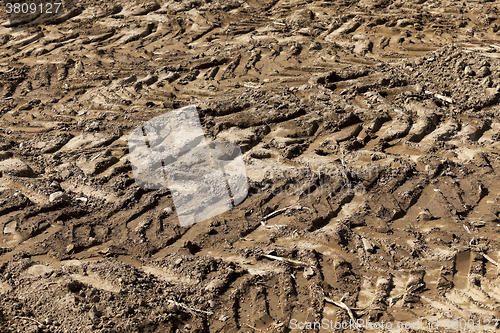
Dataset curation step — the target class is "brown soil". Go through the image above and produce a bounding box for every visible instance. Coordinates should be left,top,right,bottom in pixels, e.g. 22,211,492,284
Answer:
2,0,500,332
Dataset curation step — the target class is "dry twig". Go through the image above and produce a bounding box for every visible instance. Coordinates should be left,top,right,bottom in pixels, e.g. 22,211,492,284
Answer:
262,205,311,221
389,294,403,307
483,254,499,267
260,221,285,229
425,90,454,104
263,254,312,267
244,323,262,331
167,300,213,316
324,296,356,323
13,316,43,326
339,149,351,188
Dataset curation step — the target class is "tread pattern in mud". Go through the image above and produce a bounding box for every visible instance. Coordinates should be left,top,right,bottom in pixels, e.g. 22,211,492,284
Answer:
2,0,500,332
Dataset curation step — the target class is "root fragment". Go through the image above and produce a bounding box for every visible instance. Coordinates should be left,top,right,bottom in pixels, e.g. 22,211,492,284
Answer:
167,300,213,316
324,296,357,323
261,205,311,221
244,323,263,331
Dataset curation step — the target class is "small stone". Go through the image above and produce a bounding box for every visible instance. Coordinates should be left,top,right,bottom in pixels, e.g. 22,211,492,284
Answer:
414,84,423,94
49,191,69,203
89,306,100,320
362,238,375,253
455,60,465,70
60,169,71,178
3,221,16,234
309,42,321,51
166,302,179,312
250,149,271,159
477,66,491,78
482,76,493,88
464,66,475,76
219,315,230,322
418,208,434,221
486,87,500,97
205,278,225,292
303,266,315,279
354,40,373,55
44,317,52,325
66,244,74,254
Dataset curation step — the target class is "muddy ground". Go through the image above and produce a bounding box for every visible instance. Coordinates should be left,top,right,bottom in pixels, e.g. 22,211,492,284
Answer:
2,0,500,332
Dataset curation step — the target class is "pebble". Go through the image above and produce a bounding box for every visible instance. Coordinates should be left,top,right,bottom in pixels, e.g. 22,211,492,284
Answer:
309,42,321,51
89,306,100,320
414,84,423,94
354,40,373,55
482,76,492,88
486,87,500,97
464,66,475,76
166,302,179,312
477,66,491,78
303,266,315,279
362,238,375,253
455,60,465,70
66,244,74,254
49,191,69,203
418,208,434,221
250,149,271,159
